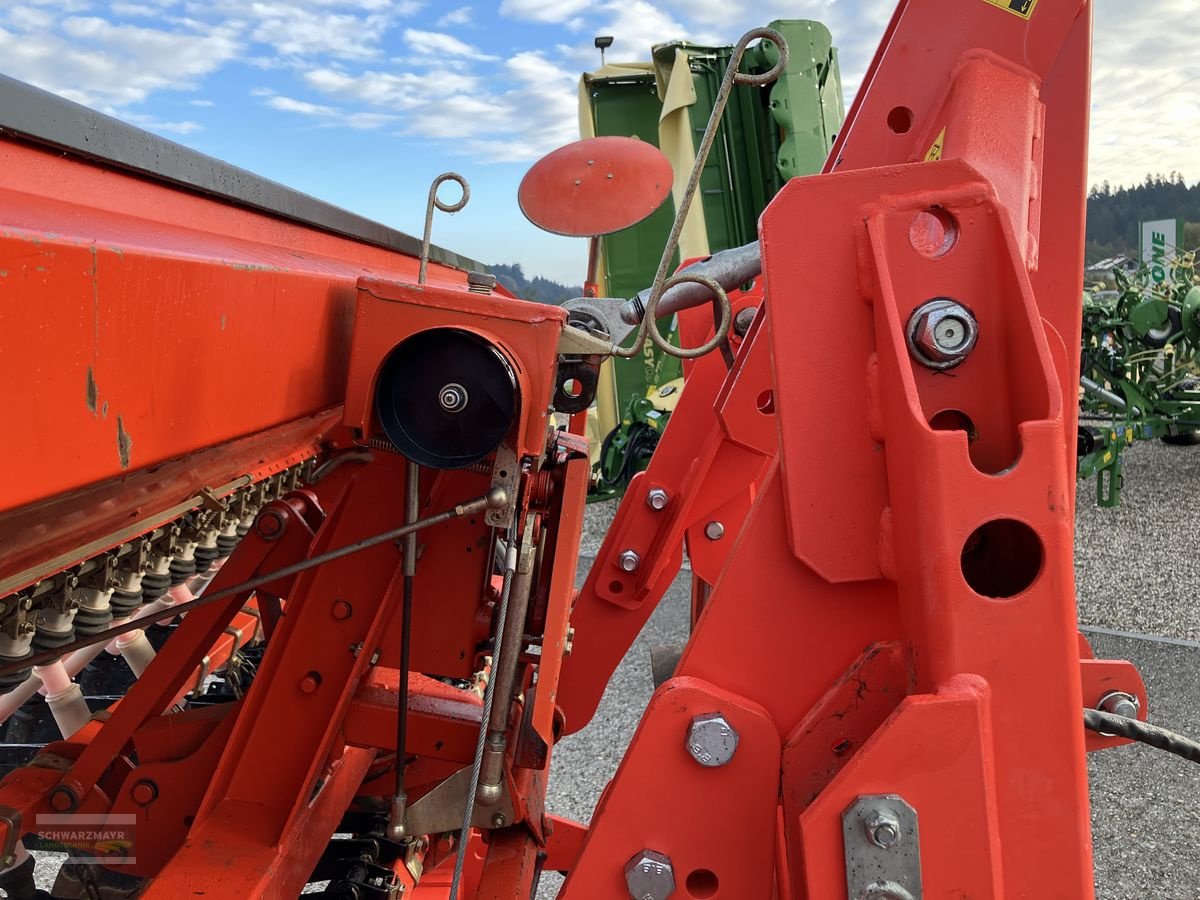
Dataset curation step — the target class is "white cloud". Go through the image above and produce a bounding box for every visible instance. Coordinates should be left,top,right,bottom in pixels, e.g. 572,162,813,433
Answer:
189,97,215,106
0,15,240,108
402,28,497,61
499,0,590,26
437,6,472,27
263,91,398,129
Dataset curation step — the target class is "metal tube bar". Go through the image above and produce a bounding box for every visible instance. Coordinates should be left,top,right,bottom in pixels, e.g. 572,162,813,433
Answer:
388,459,421,840
476,522,535,804
448,526,518,897
622,240,762,324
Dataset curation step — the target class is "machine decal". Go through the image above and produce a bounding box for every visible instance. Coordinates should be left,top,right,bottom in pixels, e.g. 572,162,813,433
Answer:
982,0,1038,19
924,127,947,161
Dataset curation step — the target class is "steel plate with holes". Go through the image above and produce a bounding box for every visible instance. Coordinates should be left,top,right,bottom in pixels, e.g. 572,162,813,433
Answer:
842,794,922,900
517,137,674,238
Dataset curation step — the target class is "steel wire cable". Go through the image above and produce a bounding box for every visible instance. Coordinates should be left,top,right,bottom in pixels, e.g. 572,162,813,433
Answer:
1083,708,1200,764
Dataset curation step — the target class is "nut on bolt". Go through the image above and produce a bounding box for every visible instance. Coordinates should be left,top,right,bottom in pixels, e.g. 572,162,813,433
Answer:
906,298,978,370
646,488,670,510
618,549,641,572
625,849,675,900
864,807,902,849
687,712,739,767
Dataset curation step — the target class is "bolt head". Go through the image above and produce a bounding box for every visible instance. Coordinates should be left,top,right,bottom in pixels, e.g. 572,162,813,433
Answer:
1098,690,1140,719
703,521,725,541
438,383,469,413
646,488,670,511
49,786,77,813
255,509,285,540
864,808,902,849
733,305,758,337
131,780,158,806
907,298,978,369
466,271,497,292
624,849,675,900
687,712,739,767
299,671,322,694
618,549,641,573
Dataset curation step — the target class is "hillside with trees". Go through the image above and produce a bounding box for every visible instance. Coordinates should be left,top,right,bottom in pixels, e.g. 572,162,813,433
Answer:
1086,173,1200,263
490,263,580,304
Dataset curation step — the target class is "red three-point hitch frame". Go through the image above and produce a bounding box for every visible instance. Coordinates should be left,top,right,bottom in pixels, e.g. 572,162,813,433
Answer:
557,1,1144,897
0,0,1154,897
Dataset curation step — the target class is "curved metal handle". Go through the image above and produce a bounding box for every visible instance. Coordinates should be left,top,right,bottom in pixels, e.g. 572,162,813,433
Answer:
614,27,788,360
419,172,471,285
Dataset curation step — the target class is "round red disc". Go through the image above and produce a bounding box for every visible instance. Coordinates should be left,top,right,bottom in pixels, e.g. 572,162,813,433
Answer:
518,136,674,237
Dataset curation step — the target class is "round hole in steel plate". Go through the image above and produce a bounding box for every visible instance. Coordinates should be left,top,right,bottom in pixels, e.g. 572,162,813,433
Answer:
909,207,959,259
686,868,719,898
961,518,1043,599
886,105,914,134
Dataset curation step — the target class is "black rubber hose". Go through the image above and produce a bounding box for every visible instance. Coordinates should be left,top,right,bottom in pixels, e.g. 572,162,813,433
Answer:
1084,708,1200,764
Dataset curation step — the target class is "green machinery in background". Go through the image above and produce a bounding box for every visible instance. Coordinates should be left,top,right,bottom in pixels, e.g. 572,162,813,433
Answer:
579,20,844,498
1078,250,1200,505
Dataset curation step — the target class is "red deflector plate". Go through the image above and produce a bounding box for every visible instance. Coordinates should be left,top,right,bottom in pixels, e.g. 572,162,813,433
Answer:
518,137,674,237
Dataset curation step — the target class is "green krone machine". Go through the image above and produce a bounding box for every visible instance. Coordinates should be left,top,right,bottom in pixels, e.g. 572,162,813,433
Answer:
579,21,844,498
1079,251,1200,505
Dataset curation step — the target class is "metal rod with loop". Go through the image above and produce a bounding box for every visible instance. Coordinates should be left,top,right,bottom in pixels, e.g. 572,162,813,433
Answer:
419,173,470,285
612,27,788,361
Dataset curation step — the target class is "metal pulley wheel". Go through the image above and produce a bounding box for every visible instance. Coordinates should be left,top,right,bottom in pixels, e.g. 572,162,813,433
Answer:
375,328,518,469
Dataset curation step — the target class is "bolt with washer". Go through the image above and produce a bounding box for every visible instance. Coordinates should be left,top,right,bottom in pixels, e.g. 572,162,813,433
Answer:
1097,690,1139,720
906,298,978,370
618,549,641,572
687,712,739,767
624,849,675,900
864,807,902,849
646,488,670,510
438,383,469,413
704,521,725,541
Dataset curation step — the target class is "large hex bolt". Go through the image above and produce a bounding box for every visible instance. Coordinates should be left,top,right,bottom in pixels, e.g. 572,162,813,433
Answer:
906,298,978,370
618,550,641,572
625,849,675,900
686,712,739,767
646,488,670,511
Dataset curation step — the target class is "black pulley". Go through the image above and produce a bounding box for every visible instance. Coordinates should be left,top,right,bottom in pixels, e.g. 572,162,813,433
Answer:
375,329,518,469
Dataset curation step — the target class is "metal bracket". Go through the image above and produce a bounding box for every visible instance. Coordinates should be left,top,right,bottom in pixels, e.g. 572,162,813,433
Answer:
842,794,922,900
404,765,515,836
485,445,519,529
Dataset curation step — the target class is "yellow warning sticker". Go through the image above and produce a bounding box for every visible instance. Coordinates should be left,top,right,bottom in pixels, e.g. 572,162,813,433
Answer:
924,127,946,162
981,0,1037,19
1125,428,1134,443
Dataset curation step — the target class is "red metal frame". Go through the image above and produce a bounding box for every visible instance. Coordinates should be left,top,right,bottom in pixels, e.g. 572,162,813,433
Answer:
0,1,1150,897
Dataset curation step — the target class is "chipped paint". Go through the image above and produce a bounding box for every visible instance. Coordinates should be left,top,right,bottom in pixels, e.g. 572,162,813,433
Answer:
0,270,7,277
35,266,47,273
110,246,124,257
220,313,227,330
116,416,133,469
228,262,283,272
101,400,109,420
86,368,98,416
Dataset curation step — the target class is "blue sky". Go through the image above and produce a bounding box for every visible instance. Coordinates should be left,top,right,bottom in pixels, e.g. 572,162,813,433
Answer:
1,0,1196,284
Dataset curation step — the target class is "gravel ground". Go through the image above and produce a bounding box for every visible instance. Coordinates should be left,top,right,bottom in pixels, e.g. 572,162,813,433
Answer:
539,439,1200,899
